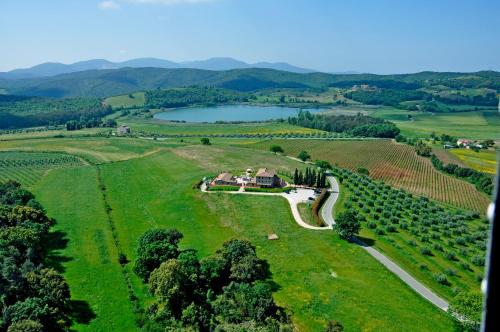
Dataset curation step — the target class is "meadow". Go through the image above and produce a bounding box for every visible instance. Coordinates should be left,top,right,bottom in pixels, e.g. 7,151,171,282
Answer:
449,148,497,174
0,135,457,331
105,92,145,109
371,108,499,140
240,139,490,212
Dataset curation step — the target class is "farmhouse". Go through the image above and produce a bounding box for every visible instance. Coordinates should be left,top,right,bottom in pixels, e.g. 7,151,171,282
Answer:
255,168,284,188
117,125,130,135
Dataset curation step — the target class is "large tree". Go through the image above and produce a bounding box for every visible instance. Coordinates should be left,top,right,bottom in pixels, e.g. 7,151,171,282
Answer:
334,211,361,240
133,228,183,281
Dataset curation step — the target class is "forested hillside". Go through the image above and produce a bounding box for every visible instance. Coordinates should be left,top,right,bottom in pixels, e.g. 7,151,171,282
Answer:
0,67,498,99
0,95,113,129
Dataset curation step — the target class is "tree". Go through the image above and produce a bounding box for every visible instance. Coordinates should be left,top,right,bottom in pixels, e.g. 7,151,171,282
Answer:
293,169,299,185
297,150,311,162
315,160,332,170
7,320,43,332
133,228,183,281
449,292,482,330
357,167,369,176
270,145,284,154
335,211,361,240
200,137,210,145
324,320,344,332
148,259,192,320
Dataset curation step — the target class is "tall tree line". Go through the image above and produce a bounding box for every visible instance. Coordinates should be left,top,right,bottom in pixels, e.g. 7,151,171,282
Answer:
293,167,327,188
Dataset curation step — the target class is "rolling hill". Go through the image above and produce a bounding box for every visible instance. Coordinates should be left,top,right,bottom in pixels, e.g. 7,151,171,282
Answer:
0,57,315,80
0,67,498,99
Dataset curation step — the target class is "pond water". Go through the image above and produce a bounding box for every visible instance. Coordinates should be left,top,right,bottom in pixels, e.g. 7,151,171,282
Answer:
153,105,322,123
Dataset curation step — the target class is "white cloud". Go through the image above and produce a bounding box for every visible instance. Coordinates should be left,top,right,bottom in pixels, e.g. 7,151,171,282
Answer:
98,1,121,10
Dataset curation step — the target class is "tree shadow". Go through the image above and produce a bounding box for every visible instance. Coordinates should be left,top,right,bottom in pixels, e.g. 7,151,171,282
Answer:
44,230,73,273
69,300,97,325
353,235,376,247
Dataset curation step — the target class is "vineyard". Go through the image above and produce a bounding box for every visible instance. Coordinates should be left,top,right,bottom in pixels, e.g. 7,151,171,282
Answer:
243,139,490,212
0,151,85,186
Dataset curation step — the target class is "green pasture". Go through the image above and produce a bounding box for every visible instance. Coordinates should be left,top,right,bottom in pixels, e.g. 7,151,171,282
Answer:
372,108,499,140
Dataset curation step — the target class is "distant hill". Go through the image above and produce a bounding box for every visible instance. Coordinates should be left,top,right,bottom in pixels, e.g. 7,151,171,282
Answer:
0,67,497,98
0,57,316,79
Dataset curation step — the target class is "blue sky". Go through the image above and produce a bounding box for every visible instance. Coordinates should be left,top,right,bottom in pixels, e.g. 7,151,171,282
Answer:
1,0,499,73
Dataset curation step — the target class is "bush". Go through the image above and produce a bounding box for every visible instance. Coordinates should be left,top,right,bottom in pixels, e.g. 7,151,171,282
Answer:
420,247,433,256
434,273,450,285
386,225,396,233
208,185,241,192
407,240,417,247
471,255,485,267
444,268,456,276
444,251,457,261
367,221,377,229
375,228,385,235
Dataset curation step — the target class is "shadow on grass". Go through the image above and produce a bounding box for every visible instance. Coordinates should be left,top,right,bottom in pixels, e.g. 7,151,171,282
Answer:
70,300,97,325
353,235,376,247
44,230,72,273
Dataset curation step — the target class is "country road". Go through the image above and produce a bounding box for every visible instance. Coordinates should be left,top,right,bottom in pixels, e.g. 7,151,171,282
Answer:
320,175,339,227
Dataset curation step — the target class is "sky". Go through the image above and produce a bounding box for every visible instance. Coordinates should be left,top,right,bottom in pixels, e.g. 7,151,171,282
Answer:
1,0,499,74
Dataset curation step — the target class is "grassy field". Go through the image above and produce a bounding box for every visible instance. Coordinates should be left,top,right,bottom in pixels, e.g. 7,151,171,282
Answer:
105,92,145,109
371,108,499,140
298,202,317,226
449,148,497,174
0,135,457,331
239,139,490,212
119,117,324,136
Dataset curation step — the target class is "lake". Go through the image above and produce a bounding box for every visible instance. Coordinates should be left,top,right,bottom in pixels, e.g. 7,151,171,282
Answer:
153,105,322,123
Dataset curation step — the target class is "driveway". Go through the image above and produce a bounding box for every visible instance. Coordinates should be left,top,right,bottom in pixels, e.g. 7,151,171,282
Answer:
320,175,339,227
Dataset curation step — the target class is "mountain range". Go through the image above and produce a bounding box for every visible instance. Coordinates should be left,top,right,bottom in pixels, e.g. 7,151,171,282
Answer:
0,57,317,80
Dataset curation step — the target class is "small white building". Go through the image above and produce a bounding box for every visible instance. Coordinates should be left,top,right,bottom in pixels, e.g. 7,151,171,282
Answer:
117,125,130,135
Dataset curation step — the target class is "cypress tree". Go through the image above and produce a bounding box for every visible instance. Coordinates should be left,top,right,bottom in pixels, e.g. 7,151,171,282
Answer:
293,168,299,184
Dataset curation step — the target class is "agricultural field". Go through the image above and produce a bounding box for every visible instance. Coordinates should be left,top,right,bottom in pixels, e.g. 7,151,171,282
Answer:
118,117,325,136
332,167,488,300
449,148,497,174
239,139,491,212
0,151,85,186
0,135,456,331
371,108,499,140
105,92,145,109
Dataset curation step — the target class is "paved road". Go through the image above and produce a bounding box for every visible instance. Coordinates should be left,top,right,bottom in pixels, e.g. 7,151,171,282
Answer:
320,175,339,227
353,237,450,311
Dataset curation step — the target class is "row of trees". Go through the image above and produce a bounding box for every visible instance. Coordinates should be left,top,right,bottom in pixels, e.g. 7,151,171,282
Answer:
293,167,327,188
65,118,117,131
133,229,292,331
0,181,72,331
287,111,400,138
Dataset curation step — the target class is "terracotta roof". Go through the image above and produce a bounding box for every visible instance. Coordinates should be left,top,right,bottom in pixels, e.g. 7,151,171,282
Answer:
214,172,233,182
256,168,276,177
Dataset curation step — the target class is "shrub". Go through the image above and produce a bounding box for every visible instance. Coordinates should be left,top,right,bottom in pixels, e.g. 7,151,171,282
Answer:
432,243,443,252
375,228,385,235
445,251,457,261
455,237,466,246
420,247,433,256
444,268,456,276
386,225,396,233
367,221,377,229
434,273,450,285
419,264,429,270
407,240,417,247
460,262,471,271
471,255,485,267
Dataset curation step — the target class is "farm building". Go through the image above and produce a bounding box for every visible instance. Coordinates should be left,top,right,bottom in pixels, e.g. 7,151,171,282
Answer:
211,172,239,186
255,168,284,188
117,125,130,135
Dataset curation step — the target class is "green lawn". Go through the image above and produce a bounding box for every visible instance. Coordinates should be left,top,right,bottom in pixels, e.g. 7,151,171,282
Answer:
298,202,317,226
1,137,458,331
